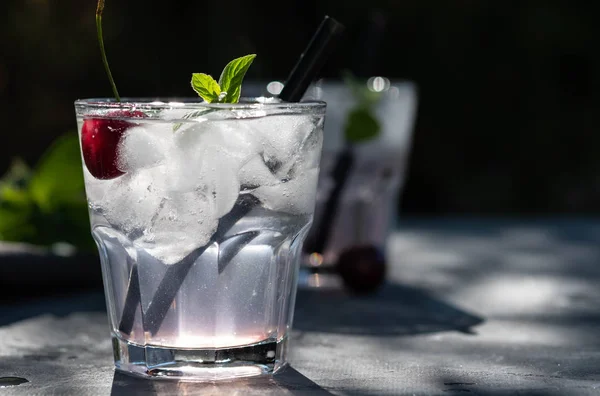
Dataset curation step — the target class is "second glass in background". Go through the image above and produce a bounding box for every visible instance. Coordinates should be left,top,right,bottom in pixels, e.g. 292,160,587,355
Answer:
302,80,418,288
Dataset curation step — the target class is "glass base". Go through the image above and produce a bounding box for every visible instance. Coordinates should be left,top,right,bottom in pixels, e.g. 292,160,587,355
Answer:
112,336,288,381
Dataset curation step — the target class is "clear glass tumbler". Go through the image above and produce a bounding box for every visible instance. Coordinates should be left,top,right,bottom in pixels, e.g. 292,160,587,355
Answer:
74,98,325,380
300,81,417,287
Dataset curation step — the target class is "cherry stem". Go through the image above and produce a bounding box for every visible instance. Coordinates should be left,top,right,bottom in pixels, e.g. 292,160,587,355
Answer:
96,0,121,102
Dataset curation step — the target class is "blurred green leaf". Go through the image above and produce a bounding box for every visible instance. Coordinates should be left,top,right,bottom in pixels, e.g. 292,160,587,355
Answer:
1,184,30,206
0,208,36,241
0,158,31,189
342,70,383,108
29,133,86,212
344,107,381,143
342,71,383,144
30,200,94,250
0,158,35,241
0,133,93,250
0,184,34,242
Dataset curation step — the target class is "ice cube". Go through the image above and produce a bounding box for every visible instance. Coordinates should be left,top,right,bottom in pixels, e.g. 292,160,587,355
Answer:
83,167,116,204
167,121,211,193
215,120,259,163
169,120,254,216
199,147,240,218
253,168,319,215
239,155,279,188
117,125,171,172
170,120,251,193
134,190,218,265
101,167,166,238
285,118,323,177
247,115,315,178
174,119,256,162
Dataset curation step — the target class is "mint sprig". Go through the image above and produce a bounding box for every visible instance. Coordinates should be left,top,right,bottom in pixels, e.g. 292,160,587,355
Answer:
191,73,222,103
175,54,257,131
218,54,256,103
345,108,380,143
191,54,256,104
342,71,383,144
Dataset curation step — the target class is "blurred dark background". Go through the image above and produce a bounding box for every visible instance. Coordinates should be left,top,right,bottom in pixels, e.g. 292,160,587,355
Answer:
1,0,599,214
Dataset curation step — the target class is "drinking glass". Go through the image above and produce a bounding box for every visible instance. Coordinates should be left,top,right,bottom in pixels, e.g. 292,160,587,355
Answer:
301,80,418,287
74,98,325,380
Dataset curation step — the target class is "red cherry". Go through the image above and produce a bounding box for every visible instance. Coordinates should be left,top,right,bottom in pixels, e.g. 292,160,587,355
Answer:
81,110,146,179
337,245,386,294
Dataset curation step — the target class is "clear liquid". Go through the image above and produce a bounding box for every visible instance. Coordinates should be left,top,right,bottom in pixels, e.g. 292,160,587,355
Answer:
93,207,311,349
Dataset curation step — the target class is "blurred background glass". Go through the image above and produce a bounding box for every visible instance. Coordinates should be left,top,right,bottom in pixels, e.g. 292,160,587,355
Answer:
299,80,417,286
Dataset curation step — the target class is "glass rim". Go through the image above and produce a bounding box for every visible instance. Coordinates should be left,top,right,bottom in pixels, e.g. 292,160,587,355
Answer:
75,97,326,112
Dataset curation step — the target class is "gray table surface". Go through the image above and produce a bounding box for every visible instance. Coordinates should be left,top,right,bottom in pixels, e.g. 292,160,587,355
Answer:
1,219,599,395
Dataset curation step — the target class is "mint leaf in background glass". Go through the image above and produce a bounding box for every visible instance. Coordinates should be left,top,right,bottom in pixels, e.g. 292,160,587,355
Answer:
342,71,382,108
191,73,221,103
218,54,256,103
344,107,380,143
342,71,383,144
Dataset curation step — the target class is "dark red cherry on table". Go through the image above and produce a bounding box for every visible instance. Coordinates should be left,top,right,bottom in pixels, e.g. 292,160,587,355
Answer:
337,245,386,294
81,110,146,179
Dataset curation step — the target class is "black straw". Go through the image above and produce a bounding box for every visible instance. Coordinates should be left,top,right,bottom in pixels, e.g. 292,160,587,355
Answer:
279,16,345,102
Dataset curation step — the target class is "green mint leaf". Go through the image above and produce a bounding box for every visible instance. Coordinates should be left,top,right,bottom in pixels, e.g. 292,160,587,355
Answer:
342,70,382,108
341,70,383,143
218,54,256,103
191,73,221,103
344,107,380,143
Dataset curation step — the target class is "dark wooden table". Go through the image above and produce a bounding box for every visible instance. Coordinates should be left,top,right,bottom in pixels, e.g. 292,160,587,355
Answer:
1,219,599,395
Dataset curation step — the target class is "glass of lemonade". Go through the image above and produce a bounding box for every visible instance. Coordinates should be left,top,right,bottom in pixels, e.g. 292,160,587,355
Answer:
74,98,325,380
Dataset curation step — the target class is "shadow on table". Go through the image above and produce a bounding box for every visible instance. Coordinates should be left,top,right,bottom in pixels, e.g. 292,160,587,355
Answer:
432,374,588,396
0,292,106,326
110,366,333,395
294,283,483,336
